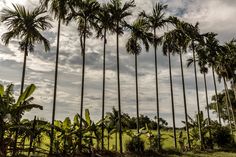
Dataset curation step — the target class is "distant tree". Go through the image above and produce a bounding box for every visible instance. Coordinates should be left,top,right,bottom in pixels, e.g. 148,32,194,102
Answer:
209,89,236,122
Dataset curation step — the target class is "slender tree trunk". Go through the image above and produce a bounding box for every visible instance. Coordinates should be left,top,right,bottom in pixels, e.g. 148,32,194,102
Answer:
13,42,28,156
168,51,177,149
28,116,37,156
135,53,140,133
192,42,203,149
20,45,28,95
79,19,87,151
50,18,61,155
154,28,161,150
116,21,122,153
224,77,236,130
212,68,221,124
0,121,6,156
203,72,212,140
101,28,107,151
107,134,110,151
179,52,190,149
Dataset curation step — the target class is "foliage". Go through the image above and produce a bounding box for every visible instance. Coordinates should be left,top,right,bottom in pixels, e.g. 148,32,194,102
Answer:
126,136,144,152
212,126,234,148
209,88,236,122
0,84,43,156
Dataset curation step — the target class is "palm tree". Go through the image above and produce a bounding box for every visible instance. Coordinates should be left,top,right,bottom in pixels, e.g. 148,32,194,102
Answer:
183,22,204,149
139,3,168,149
39,0,70,153
1,4,51,94
168,16,191,149
163,30,179,149
187,34,216,142
95,3,115,150
125,18,152,134
108,0,135,153
204,33,222,124
67,0,100,150
215,42,236,131
1,5,51,155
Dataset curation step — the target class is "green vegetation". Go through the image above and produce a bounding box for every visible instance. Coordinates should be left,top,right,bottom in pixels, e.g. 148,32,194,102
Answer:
1,0,236,156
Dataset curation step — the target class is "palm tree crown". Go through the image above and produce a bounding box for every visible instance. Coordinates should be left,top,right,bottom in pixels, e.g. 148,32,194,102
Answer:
1,4,51,54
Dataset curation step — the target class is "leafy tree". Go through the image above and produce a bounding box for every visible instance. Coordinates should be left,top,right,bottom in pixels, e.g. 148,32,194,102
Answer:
107,0,135,153
39,0,71,153
139,3,168,149
163,26,180,149
1,4,51,95
181,22,204,149
209,89,236,123
95,3,115,150
67,0,100,150
168,16,191,149
0,84,42,156
125,18,152,134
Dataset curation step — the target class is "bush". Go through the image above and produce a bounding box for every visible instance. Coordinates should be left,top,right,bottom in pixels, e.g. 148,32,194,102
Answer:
212,126,233,148
126,136,144,152
149,135,162,151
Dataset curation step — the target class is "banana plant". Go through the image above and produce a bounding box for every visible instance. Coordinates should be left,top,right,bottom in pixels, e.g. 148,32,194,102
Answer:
0,84,42,156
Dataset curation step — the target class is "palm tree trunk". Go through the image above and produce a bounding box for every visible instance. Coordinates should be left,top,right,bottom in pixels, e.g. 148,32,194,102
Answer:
154,28,161,150
168,51,177,149
0,121,6,156
50,18,61,155
203,72,212,139
212,68,221,124
223,77,236,130
79,19,87,151
20,44,28,95
28,116,37,156
116,21,122,153
101,28,107,151
179,52,190,149
13,42,28,156
192,42,203,149
107,134,110,151
135,53,140,133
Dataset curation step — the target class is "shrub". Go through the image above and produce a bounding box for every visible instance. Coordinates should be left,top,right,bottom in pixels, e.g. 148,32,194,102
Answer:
212,126,233,148
126,136,144,152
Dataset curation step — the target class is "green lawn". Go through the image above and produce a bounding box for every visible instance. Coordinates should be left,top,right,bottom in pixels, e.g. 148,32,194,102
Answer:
104,129,181,151
26,129,236,156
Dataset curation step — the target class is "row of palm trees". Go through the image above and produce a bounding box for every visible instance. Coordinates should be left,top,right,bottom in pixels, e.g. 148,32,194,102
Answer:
1,0,236,154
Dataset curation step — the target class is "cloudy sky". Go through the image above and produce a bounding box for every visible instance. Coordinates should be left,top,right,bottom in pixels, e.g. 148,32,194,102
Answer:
0,0,235,126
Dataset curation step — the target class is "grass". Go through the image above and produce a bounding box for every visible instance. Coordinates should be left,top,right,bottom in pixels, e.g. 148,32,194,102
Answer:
104,129,180,151
22,129,236,156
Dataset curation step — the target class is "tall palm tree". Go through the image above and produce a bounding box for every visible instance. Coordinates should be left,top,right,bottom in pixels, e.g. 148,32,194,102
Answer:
125,18,152,134
163,30,179,149
183,22,204,149
139,3,168,149
1,4,51,94
67,0,100,150
204,33,221,124
108,0,135,153
39,0,70,153
1,5,51,155
188,33,219,142
215,42,236,131
168,16,191,149
95,3,115,150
